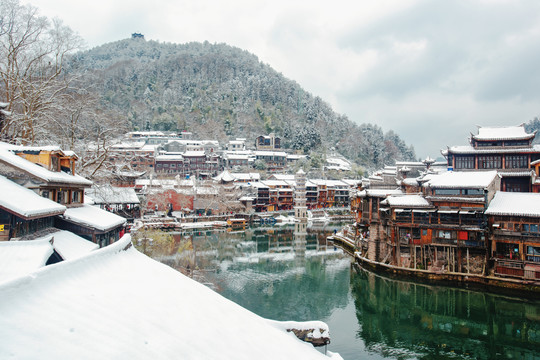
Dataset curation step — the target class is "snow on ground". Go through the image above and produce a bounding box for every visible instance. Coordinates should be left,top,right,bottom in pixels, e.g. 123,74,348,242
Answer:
0,235,339,359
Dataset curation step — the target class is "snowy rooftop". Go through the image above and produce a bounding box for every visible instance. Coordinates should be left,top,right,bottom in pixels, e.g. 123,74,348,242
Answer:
86,186,140,205
60,204,126,232
225,154,250,160
42,230,98,260
269,174,296,181
183,150,206,157
473,125,535,141
381,195,431,208
358,189,403,198
326,157,351,171
155,154,183,161
401,178,420,187
262,180,292,187
486,191,540,217
424,171,499,189
340,179,362,187
0,237,54,284
232,173,261,181
287,154,307,160
0,175,66,219
248,181,270,189
0,144,92,187
0,235,337,359
214,170,236,182
443,144,540,155
254,151,288,157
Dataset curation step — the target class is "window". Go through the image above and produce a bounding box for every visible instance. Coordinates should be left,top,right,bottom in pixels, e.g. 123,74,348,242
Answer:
455,156,475,169
438,230,455,239
522,223,540,233
505,155,528,169
463,189,483,195
57,190,68,204
527,246,540,262
434,189,460,195
478,155,502,169
72,190,82,204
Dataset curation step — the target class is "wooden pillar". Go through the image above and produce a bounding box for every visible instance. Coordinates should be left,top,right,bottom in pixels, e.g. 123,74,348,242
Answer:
467,248,470,274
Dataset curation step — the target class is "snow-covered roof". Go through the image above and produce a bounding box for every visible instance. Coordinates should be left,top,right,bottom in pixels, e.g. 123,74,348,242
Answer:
225,154,249,160
232,173,261,181
473,125,535,141
401,178,420,187
269,174,296,181
86,186,140,205
0,175,66,219
326,157,351,171
0,235,336,359
287,154,307,160
155,154,183,161
261,180,291,187
254,151,287,157
381,195,431,208
214,170,236,182
0,145,92,187
358,189,403,198
31,230,98,260
0,238,54,283
248,181,270,189
424,171,499,189
443,144,540,155
60,204,126,232
183,150,206,157
486,191,540,217
426,196,485,203
340,179,361,187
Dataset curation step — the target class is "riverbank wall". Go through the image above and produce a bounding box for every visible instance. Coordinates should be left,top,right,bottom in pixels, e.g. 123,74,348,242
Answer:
329,232,540,299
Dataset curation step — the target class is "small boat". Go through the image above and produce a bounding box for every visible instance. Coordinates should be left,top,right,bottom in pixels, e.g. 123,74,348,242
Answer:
227,218,247,229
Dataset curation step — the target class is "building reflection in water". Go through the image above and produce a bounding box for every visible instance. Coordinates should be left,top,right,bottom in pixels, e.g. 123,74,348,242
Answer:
351,265,540,359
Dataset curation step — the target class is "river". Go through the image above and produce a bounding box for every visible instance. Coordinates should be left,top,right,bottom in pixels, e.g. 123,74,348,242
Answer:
135,224,540,360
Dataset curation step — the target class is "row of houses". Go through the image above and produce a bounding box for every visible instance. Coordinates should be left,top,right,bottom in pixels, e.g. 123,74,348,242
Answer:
133,170,360,216
0,142,127,249
349,124,540,286
107,131,351,177
215,171,359,213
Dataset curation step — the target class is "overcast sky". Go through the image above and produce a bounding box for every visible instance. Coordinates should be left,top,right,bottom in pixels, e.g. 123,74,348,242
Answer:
24,0,540,159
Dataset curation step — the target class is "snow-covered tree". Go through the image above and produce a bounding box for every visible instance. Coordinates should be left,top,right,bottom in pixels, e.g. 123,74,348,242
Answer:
0,0,83,143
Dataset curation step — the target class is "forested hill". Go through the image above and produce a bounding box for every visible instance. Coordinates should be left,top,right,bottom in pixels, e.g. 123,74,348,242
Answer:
68,37,416,170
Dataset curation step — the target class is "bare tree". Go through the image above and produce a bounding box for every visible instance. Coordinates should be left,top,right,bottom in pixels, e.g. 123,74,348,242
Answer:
0,0,83,143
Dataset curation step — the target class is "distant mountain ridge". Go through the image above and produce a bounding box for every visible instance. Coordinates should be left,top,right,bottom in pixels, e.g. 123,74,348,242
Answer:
68,38,416,170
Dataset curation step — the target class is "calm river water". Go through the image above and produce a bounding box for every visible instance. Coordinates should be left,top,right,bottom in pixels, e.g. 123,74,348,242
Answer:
136,224,540,360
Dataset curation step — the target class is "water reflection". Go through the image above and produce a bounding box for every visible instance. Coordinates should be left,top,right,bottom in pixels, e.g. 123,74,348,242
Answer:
135,225,540,360
352,266,540,359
